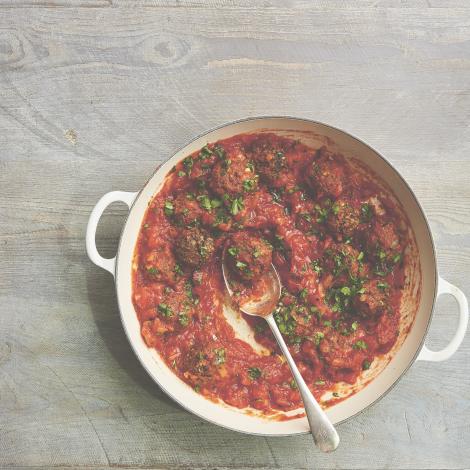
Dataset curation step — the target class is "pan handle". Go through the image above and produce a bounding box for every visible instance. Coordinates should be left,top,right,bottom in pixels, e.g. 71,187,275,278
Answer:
86,191,138,277
417,276,468,362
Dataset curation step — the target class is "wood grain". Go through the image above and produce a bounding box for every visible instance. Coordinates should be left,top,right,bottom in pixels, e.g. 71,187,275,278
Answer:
0,2,469,469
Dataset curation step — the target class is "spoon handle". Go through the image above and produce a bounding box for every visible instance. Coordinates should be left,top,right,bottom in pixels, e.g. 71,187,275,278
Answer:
265,315,340,453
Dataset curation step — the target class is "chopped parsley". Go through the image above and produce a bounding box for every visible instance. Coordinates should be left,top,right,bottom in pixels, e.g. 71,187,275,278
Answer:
228,246,239,257
243,178,257,192
315,205,329,224
199,145,213,158
361,203,373,222
178,313,189,327
235,260,248,270
311,259,323,274
270,188,284,204
214,145,226,159
362,360,371,370
164,200,174,216
230,197,244,215
157,303,173,318
273,302,297,336
174,263,183,276
197,194,212,211
313,331,325,345
213,348,226,365
183,156,194,175
211,198,222,209
353,340,368,350
248,367,261,380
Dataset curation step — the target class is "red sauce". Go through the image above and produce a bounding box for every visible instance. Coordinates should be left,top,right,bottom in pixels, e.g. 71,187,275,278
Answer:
132,133,408,415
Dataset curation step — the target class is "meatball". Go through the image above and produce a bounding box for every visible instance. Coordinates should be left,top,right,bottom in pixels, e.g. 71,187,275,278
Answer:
143,244,179,285
319,329,367,370
327,199,361,239
366,220,403,269
324,243,369,279
249,137,289,184
374,222,401,252
210,147,258,197
306,146,346,198
226,231,273,282
172,193,203,227
174,227,215,269
355,279,389,317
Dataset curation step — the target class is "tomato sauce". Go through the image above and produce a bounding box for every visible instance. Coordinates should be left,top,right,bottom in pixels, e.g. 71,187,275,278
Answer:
132,133,408,415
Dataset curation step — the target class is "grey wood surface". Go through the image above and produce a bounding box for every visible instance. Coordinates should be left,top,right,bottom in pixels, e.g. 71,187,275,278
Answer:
1,1,469,468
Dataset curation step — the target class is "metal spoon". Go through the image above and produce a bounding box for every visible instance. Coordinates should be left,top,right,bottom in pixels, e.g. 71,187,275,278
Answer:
222,250,340,453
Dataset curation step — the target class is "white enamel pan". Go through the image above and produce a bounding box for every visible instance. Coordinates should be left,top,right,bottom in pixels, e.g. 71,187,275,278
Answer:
86,117,468,436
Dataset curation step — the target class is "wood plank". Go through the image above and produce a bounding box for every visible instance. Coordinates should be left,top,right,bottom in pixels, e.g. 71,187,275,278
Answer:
0,3,469,469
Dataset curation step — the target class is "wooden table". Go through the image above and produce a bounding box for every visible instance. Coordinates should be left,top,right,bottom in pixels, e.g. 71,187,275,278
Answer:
1,2,469,468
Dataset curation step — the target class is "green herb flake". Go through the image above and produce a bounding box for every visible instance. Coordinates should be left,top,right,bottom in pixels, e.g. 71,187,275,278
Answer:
211,198,222,209
362,360,371,370
357,251,364,261
243,178,257,192
316,205,329,224
353,340,368,350
315,379,326,386
340,286,351,296
227,247,239,257
289,379,298,390
157,303,173,318
183,156,194,175
361,203,373,222
174,263,183,276
248,367,262,380
313,331,325,345
236,261,247,270
230,197,244,215
270,188,283,204
164,200,174,216
197,194,212,211
213,348,226,365
179,313,189,327
177,170,186,177
351,321,359,331
200,145,213,158
299,288,308,300
214,146,226,159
